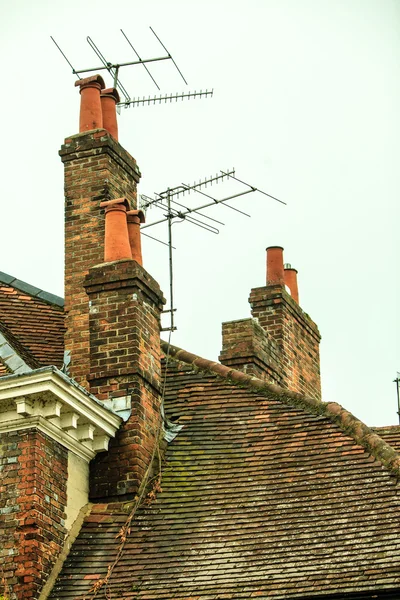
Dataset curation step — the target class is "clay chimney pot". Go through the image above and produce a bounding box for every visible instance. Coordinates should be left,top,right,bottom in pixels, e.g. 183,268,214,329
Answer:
75,75,105,133
284,264,299,304
100,198,132,262
127,210,145,266
266,246,284,286
100,87,120,140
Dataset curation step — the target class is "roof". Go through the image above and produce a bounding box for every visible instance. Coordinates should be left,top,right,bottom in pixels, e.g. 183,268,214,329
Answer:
49,343,400,600
0,272,65,371
373,426,400,454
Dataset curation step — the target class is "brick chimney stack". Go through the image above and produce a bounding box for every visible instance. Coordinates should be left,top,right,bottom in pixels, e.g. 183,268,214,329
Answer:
60,77,165,499
220,246,321,400
84,257,165,499
60,76,141,390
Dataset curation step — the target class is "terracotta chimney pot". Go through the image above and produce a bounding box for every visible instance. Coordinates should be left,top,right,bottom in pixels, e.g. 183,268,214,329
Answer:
266,246,284,286
284,263,299,304
127,210,145,266
75,75,105,132
100,88,120,140
100,198,132,262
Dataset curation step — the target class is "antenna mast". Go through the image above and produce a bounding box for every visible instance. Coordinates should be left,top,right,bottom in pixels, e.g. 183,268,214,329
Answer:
51,28,213,109
395,373,400,424
141,170,286,332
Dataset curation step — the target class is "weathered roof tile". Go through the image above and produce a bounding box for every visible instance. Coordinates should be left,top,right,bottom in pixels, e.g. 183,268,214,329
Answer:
49,348,400,599
0,274,65,371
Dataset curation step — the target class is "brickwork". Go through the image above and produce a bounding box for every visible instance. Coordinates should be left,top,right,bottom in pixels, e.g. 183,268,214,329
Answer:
84,259,166,499
250,284,321,399
0,429,67,599
219,318,283,385
60,129,141,389
220,285,321,400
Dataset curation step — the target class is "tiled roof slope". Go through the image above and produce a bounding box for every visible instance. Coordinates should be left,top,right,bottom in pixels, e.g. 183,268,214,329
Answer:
0,273,65,370
50,345,400,600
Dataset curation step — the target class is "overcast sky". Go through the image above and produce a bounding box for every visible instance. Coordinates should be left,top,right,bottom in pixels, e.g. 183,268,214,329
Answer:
0,0,398,426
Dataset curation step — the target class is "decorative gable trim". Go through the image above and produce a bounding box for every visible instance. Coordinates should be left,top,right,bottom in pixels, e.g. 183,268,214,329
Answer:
0,367,122,461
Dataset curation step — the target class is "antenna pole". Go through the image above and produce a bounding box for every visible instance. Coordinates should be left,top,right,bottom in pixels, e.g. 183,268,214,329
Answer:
113,66,119,89
166,189,177,332
141,168,285,331
395,374,400,425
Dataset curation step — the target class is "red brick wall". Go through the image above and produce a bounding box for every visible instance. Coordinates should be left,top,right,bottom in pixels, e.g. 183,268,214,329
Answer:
60,130,141,389
250,284,321,400
0,429,67,599
84,260,165,499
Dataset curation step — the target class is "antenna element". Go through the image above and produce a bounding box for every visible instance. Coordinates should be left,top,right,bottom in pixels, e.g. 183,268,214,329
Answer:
141,170,285,332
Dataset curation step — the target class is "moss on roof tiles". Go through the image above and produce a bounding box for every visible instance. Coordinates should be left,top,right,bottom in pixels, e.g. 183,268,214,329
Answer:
163,341,400,480
51,344,400,600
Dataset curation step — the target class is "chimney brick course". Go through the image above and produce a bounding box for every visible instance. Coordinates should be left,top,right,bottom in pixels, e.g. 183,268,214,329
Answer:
219,318,283,385
250,284,321,399
84,260,166,499
220,250,321,401
60,130,141,389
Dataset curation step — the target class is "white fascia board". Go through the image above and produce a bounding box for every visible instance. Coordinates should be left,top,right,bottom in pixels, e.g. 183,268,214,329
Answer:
0,368,122,461
0,416,95,462
0,368,121,434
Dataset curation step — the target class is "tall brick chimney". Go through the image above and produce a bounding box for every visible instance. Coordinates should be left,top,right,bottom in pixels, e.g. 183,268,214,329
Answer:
0,76,162,599
220,246,321,400
60,76,141,389
61,77,165,499
84,198,165,499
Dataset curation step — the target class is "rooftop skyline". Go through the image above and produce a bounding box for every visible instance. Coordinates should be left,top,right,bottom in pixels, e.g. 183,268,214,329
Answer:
0,0,398,425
